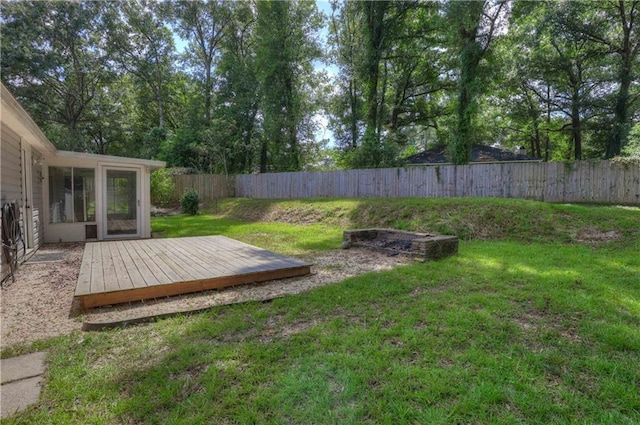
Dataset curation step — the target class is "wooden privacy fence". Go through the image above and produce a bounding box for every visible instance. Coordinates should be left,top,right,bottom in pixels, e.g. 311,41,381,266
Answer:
169,161,639,205
171,174,234,202
233,161,640,204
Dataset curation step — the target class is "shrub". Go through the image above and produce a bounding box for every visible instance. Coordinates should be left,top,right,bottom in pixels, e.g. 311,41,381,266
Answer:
150,169,176,206
181,188,200,215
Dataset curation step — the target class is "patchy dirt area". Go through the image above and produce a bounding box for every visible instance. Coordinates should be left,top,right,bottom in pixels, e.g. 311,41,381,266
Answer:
574,227,620,244
1,244,412,350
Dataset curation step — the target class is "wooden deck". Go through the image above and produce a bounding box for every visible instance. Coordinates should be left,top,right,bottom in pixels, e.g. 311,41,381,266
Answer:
75,236,312,309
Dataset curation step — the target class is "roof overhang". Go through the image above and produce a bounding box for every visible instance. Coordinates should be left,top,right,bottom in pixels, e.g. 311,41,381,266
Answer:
55,150,166,170
1,83,57,155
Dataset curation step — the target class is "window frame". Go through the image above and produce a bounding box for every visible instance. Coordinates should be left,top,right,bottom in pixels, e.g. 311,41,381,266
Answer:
48,166,96,224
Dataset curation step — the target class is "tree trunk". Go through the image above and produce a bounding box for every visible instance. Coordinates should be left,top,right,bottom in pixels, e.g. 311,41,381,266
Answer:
349,77,358,149
607,62,631,158
450,1,484,165
260,139,268,173
532,118,541,158
157,90,164,128
545,84,551,162
606,0,636,158
363,1,386,139
571,98,582,160
205,64,212,124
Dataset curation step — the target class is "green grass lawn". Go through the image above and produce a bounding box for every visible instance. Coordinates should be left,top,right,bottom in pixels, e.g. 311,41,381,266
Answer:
3,198,639,424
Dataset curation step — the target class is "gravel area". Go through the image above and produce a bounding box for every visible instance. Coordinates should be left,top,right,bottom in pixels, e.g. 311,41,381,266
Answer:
1,244,85,349
1,244,412,349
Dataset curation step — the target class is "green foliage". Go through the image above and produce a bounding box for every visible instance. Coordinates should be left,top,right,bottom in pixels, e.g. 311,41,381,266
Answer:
255,0,323,172
150,168,176,206
1,0,638,168
180,188,200,215
622,124,640,158
0,1,116,152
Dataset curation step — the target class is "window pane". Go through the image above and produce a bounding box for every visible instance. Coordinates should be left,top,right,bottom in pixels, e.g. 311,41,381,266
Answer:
49,167,72,224
73,168,95,222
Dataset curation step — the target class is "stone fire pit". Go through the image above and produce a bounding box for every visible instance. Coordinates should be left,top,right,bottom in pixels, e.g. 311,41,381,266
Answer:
343,228,458,261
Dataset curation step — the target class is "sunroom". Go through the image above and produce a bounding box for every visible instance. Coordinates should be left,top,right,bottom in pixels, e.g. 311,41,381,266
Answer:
44,151,164,243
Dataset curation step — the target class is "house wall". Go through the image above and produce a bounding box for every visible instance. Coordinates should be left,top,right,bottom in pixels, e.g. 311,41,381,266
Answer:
1,125,22,203
44,155,153,243
1,124,27,270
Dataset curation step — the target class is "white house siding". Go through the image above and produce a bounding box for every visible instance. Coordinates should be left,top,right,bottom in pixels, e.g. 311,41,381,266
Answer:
1,123,26,278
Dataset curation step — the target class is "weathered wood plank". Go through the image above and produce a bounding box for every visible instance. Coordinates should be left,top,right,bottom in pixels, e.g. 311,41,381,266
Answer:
75,243,94,296
121,239,161,287
107,241,131,291
141,237,200,282
115,240,147,289
101,242,120,293
91,242,105,294
129,240,173,285
152,238,211,280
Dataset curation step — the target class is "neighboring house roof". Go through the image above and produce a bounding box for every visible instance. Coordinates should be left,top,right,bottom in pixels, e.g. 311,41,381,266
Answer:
1,83,57,155
405,144,539,165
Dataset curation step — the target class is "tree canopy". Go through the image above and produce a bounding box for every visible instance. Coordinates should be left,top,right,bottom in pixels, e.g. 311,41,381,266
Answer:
1,0,638,170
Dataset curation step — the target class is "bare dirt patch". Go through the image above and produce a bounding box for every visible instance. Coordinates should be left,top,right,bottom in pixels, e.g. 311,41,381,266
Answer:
1,245,412,350
574,227,620,244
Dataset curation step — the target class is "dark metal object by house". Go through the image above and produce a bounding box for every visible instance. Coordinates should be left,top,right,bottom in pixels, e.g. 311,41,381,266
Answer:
1,202,25,285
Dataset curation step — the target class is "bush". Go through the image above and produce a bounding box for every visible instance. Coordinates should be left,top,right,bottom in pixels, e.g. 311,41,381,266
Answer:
150,169,176,206
181,188,200,215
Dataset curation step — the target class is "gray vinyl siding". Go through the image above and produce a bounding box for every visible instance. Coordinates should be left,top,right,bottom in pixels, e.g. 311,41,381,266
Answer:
32,148,44,249
1,124,26,278
1,124,22,203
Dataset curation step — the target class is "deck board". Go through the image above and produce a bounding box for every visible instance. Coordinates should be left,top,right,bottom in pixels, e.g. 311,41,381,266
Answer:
75,236,312,309
107,241,132,290
115,240,147,289
102,242,120,293
92,243,105,294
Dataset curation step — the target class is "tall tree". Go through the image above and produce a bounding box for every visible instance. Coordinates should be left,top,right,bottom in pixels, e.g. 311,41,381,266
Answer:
571,1,640,157
210,1,261,173
328,0,365,153
448,0,508,164
1,1,116,151
328,1,446,168
112,0,175,131
166,0,229,124
255,0,323,172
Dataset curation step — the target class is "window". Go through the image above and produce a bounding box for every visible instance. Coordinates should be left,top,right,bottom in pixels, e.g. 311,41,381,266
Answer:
49,167,95,224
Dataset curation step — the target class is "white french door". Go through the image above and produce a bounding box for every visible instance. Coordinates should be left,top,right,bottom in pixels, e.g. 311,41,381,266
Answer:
103,167,141,238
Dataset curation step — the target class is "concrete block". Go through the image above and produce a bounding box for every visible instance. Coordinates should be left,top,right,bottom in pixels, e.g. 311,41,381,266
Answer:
0,376,42,419
1,352,46,384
